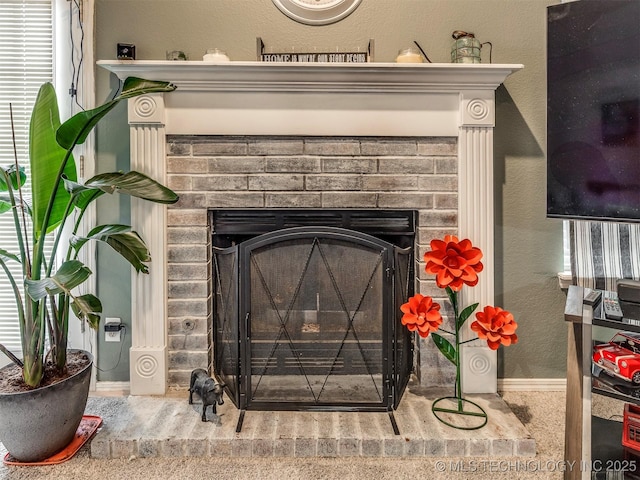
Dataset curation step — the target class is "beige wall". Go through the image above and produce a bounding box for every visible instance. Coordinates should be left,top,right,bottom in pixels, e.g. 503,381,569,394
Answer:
94,0,567,381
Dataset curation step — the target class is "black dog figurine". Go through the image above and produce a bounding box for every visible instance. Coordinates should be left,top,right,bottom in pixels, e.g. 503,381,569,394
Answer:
188,368,225,422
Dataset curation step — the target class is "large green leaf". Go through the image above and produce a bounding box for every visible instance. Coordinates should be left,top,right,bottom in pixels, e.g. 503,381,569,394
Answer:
29,83,77,237
71,224,152,273
0,165,26,191
74,189,105,210
56,77,176,150
456,303,479,331
62,176,105,210
0,248,20,264
431,333,457,366
0,194,12,214
24,260,91,301
70,294,102,331
0,166,24,214
118,77,177,100
446,286,457,312
0,193,31,217
85,171,179,204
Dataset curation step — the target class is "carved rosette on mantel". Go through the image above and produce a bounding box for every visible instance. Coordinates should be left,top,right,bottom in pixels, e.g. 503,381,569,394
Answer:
97,61,522,396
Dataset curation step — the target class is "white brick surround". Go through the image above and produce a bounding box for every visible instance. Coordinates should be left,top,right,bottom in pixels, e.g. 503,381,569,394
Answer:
165,135,458,388
98,61,522,395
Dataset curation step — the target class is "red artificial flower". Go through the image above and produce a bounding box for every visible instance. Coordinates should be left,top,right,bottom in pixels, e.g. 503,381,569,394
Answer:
400,294,443,338
470,305,518,350
424,235,483,292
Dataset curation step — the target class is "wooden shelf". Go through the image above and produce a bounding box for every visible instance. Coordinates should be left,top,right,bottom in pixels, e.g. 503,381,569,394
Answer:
564,285,640,479
593,315,640,333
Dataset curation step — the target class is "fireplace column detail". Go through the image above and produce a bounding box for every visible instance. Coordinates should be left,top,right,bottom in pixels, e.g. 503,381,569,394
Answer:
458,91,497,394
128,94,169,395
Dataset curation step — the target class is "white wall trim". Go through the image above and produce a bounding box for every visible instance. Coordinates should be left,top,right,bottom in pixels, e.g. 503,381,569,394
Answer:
498,378,567,392
93,381,130,396
94,378,567,394
558,271,573,290
59,0,99,388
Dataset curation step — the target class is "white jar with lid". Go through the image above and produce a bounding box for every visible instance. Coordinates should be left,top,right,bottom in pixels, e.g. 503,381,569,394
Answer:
395,47,423,63
203,48,230,62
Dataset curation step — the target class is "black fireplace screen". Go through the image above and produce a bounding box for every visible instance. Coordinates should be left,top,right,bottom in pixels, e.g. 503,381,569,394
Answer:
212,210,414,412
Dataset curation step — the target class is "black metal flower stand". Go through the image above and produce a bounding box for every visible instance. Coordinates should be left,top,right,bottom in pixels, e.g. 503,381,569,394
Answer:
431,396,488,430
430,287,488,430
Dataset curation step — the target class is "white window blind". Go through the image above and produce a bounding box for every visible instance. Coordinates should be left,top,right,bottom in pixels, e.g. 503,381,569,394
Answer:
0,0,53,355
569,220,640,291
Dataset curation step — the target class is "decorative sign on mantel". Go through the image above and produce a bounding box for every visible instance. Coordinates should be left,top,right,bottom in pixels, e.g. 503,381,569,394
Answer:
261,52,367,63
256,37,374,63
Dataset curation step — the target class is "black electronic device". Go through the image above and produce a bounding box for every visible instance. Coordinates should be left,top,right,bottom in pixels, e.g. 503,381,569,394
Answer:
618,279,640,303
117,43,136,60
546,0,640,223
584,289,602,307
603,293,624,321
618,279,640,320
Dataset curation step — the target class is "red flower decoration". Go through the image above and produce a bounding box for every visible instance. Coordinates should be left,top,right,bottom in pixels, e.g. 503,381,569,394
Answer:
400,294,443,338
470,306,518,350
424,235,483,292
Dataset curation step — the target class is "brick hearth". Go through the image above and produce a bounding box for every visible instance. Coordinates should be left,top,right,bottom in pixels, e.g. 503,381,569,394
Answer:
87,388,536,459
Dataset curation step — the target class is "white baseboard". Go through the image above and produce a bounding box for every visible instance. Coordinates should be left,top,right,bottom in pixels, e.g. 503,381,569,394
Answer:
92,381,130,396
498,378,566,392
90,379,565,396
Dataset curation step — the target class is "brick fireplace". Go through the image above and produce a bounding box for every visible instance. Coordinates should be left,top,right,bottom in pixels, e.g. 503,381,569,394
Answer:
98,60,522,396
165,134,455,391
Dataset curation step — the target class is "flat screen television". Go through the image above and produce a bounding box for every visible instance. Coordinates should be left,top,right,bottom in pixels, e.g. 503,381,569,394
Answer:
547,0,640,222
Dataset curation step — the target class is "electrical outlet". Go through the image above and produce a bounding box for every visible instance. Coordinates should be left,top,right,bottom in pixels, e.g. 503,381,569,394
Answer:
104,317,121,342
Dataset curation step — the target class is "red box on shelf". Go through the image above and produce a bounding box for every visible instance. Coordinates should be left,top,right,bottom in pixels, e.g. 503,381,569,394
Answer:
623,403,640,454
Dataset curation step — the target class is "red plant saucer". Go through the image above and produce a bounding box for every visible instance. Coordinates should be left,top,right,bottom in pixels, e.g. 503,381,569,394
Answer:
3,415,102,466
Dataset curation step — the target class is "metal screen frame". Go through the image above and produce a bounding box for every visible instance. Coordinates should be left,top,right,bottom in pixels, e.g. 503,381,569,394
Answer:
213,223,413,413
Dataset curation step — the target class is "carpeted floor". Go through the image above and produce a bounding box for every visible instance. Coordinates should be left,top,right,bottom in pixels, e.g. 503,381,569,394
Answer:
0,391,568,480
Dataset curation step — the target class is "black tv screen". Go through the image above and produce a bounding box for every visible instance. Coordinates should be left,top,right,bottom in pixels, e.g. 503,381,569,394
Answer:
547,0,640,222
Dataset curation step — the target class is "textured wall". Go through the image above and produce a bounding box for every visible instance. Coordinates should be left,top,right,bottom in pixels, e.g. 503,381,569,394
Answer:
95,0,567,383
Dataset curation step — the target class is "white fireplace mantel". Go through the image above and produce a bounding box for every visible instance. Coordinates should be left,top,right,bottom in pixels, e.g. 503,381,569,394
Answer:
98,61,522,137
98,60,522,395
98,60,519,90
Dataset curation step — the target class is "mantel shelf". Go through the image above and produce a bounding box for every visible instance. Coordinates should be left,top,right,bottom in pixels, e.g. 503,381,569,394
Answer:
97,60,523,93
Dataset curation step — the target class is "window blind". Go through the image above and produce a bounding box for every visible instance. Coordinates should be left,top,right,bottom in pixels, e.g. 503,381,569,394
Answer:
570,220,640,291
0,1,53,355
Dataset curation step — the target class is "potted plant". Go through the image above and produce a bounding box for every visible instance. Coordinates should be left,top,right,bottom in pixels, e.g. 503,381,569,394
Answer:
0,77,178,462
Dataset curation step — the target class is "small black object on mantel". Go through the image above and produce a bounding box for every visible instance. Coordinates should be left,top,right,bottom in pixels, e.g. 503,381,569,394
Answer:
117,43,136,60
413,41,432,63
188,368,225,422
